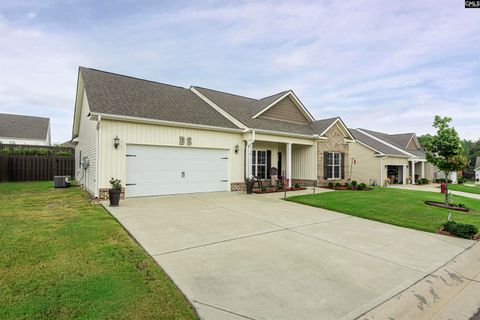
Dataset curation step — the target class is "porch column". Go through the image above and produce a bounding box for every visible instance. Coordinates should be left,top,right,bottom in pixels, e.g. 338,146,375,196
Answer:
286,143,292,188
402,165,407,185
411,161,416,184
421,161,425,179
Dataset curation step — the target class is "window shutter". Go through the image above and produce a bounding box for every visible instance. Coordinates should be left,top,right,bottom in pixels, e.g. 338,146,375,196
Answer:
267,150,272,179
324,152,328,179
341,152,345,179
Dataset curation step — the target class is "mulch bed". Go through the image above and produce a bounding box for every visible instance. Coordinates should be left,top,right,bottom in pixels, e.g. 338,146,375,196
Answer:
436,228,479,240
253,187,307,194
425,201,470,212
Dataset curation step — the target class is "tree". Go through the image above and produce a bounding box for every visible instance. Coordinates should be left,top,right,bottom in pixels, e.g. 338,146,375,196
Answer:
424,116,468,204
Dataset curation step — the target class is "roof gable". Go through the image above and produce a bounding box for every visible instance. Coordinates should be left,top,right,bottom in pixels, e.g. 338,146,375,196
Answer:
258,95,310,124
252,91,314,123
0,113,49,141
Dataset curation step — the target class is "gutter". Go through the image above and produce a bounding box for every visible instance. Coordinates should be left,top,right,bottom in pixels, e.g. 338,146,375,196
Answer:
91,112,244,133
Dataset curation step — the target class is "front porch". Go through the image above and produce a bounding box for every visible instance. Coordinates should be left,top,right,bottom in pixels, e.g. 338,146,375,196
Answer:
244,133,317,189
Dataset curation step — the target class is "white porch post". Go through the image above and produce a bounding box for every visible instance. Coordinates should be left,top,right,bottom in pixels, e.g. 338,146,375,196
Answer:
286,143,292,188
421,161,425,179
402,165,407,185
411,161,416,184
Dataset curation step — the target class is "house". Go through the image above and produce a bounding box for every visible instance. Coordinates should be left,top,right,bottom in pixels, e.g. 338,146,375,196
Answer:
348,129,432,186
0,113,51,146
72,67,355,198
475,157,480,183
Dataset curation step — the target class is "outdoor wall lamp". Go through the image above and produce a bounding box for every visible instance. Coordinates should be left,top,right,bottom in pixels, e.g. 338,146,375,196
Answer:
114,135,120,149
234,144,239,154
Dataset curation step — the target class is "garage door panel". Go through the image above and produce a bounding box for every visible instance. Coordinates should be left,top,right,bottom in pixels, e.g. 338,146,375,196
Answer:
126,145,229,197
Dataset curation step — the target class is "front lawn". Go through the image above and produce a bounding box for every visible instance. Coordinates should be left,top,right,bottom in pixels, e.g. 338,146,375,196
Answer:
447,183,480,195
287,188,480,233
0,181,198,320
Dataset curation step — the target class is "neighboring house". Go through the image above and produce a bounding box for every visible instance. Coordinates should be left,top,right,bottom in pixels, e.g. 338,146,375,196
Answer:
475,157,480,183
72,67,355,198
349,129,432,186
0,113,51,146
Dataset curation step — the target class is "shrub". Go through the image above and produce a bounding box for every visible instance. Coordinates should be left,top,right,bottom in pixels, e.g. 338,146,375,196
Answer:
328,182,334,188
443,220,478,239
54,151,73,157
417,178,430,185
347,183,352,190
294,183,300,188
261,186,267,192
358,183,367,190
457,177,466,184
334,182,341,188
351,180,357,186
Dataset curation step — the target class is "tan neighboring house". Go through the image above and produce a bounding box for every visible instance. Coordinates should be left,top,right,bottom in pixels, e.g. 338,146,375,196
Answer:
72,67,355,198
349,129,432,186
0,113,51,146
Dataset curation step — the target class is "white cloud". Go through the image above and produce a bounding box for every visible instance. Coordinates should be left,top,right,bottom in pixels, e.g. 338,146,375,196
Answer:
0,0,479,141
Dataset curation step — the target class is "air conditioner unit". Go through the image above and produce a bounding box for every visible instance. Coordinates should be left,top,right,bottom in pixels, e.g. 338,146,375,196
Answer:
54,176,71,188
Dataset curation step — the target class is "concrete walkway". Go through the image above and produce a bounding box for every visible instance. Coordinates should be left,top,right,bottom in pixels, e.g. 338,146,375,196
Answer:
103,190,477,320
390,183,480,200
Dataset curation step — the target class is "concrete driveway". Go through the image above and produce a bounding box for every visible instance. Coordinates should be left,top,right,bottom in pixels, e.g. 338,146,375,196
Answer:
104,190,475,320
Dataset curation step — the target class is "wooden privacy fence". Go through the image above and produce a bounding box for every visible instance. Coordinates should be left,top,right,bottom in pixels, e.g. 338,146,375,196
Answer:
0,156,75,182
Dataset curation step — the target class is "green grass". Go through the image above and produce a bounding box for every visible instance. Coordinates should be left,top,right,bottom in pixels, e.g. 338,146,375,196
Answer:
0,181,198,320
287,188,480,233
447,183,480,195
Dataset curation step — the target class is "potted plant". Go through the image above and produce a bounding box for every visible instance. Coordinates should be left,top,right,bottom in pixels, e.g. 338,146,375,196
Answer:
245,177,255,194
108,177,122,206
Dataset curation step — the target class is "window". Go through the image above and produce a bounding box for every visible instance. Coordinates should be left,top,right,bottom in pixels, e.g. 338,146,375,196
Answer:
252,150,267,179
326,152,341,179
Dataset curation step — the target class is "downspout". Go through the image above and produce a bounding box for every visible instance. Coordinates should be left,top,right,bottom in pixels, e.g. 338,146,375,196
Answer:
245,130,255,178
95,115,101,198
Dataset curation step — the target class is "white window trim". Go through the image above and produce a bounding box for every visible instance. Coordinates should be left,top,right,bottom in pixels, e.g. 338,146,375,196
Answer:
252,149,268,179
326,152,342,180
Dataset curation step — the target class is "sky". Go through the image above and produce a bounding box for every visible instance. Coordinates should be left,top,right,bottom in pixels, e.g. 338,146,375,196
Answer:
0,0,479,143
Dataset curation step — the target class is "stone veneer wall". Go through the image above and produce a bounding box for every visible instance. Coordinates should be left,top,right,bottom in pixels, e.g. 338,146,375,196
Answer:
230,182,246,191
291,179,317,187
317,124,350,186
98,188,126,200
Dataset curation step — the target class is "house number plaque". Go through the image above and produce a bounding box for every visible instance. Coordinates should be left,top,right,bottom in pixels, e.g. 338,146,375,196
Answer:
179,136,192,146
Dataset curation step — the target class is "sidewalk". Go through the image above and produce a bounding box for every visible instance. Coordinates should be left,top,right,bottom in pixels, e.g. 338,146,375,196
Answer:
389,183,480,200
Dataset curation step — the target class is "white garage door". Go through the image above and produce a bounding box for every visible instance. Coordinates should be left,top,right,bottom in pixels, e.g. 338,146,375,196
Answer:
126,145,229,197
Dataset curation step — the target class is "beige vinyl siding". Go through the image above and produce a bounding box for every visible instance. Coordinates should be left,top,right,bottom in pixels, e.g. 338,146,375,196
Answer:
349,142,382,185
98,120,244,191
251,140,316,180
259,96,310,124
75,90,98,195
292,144,316,180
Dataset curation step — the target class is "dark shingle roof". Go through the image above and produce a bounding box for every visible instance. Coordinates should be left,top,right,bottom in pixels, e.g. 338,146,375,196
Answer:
79,67,343,137
349,129,406,156
193,86,338,135
0,113,49,140
80,67,239,130
352,128,425,157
